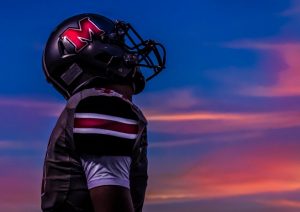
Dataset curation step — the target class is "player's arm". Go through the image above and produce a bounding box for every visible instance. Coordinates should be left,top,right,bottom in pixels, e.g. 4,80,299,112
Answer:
74,94,140,212
90,185,134,212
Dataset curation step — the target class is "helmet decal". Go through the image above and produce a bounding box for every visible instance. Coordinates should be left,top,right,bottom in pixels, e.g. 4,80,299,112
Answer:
60,17,105,52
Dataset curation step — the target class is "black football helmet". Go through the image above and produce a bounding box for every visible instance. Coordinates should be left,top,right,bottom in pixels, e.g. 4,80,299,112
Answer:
43,13,166,99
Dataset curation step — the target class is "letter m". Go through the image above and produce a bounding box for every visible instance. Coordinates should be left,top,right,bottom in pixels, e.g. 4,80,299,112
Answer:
61,17,104,52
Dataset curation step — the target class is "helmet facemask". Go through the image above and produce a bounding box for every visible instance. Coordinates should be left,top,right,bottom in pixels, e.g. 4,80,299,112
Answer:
114,21,166,81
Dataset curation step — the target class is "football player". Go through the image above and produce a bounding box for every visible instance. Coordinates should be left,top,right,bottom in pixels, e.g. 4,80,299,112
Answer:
41,13,166,212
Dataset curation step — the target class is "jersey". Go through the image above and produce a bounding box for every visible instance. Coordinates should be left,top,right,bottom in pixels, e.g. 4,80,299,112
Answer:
41,88,148,212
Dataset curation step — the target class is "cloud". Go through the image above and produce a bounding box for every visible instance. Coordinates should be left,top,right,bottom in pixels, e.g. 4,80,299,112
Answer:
146,110,300,135
0,140,44,150
0,156,42,209
225,41,300,97
280,0,300,16
144,192,300,212
0,97,62,109
0,97,64,140
0,97,64,117
150,131,264,148
1,94,299,140
147,111,244,121
136,88,202,113
259,199,300,209
147,141,300,203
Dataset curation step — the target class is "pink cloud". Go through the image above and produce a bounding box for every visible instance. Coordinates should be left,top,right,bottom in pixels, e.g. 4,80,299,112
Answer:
146,141,300,203
225,41,300,97
0,156,41,210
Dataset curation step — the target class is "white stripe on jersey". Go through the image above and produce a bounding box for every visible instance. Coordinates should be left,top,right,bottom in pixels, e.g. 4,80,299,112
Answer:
73,128,138,139
75,113,138,125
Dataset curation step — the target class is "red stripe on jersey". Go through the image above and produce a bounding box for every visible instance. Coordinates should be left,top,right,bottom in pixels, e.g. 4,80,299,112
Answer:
74,118,139,134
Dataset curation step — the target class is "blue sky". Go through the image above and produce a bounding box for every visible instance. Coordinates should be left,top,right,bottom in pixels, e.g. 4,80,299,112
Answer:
1,0,300,211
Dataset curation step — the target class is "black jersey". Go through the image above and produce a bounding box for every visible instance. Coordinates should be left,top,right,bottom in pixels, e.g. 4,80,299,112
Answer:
41,88,148,212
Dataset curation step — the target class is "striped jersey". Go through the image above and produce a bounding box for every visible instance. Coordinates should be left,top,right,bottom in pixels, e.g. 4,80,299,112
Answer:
41,87,147,211
73,90,143,156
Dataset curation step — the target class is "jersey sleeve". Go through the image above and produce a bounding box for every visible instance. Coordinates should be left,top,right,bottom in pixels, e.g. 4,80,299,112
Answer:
81,155,132,189
73,95,139,156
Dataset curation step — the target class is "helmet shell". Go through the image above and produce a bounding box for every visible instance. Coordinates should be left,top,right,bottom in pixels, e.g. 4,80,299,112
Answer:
43,13,144,98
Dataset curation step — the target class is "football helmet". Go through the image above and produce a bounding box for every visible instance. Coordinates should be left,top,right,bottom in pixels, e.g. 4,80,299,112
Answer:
43,13,166,98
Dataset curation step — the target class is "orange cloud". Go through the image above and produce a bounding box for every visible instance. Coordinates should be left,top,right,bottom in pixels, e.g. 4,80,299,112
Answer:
146,110,300,134
147,112,244,121
225,41,300,97
147,142,300,203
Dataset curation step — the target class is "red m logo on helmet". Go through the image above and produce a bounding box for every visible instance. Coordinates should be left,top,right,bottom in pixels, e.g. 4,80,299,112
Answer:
61,17,104,52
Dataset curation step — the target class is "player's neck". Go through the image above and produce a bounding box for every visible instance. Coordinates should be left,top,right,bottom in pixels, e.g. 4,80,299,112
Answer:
104,84,133,101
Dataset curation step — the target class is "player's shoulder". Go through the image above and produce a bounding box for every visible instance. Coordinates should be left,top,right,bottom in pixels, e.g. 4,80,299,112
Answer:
66,87,147,124
75,88,138,120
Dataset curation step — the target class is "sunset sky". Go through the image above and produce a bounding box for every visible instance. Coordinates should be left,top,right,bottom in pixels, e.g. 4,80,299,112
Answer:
1,0,300,211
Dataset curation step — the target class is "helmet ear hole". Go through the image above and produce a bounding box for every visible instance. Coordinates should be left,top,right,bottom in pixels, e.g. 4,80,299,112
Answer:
60,63,83,86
